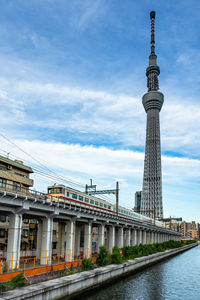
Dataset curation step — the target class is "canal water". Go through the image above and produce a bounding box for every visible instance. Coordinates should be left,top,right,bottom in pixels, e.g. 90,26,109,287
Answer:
76,245,200,300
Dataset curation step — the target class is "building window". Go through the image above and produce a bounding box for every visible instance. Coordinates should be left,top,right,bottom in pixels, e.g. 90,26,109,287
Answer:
14,172,28,178
0,216,6,222
13,182,21,192
0,229,5,238
0,178,7,188
72,193,77,199
0,166,6,171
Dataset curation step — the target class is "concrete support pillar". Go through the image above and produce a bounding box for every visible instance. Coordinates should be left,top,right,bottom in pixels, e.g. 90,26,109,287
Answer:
40,217,53,265
134,229,138,245
123,229,126,246
143,231,147,244
116,227,123,248
65,220,75,262
36,221,42,259
108,226,115,252
151,232,154,244
84,222,92,258
156,232,159,243
7,213,22,270
125,229,131,246
139,230,143,244
61,224,66,258
159,233,162,243
75,226,81,259
131,230,136,246
57,223,66,258
147,232,151,244
98,224,105,251
157,232,160,243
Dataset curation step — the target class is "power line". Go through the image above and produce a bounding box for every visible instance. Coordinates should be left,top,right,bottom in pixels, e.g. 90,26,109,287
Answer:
0,133,119,203
0,133,85,189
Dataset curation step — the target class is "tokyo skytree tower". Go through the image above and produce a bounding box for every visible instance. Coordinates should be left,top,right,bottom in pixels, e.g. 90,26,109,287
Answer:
140,11,164,219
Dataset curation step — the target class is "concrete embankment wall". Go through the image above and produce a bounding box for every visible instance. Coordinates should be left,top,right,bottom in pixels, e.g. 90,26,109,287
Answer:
0,243,197,300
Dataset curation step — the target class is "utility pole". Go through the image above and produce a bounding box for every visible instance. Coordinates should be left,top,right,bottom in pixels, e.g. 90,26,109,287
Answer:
85,179,96,194
85,180,119,215
116,181,119,216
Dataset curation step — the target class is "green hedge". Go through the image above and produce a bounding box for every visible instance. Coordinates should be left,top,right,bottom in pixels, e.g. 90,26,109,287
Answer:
97,240,196,266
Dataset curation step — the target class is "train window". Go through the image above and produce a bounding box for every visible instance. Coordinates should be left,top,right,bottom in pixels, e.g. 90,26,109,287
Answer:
79,195,83,201
66,192,69,197
72,193,77,199
95,201,99,206
104,204,107,208
90,199,94,204
108,205,111,209
48,188,63,194
85,198,89,203
100,203,103,207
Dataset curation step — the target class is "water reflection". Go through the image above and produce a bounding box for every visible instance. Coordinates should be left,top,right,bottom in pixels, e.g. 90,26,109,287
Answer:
72,246,199,300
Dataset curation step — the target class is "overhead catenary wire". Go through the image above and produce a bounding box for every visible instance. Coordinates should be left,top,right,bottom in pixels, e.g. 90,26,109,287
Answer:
0,133,85,189
0,134,118,202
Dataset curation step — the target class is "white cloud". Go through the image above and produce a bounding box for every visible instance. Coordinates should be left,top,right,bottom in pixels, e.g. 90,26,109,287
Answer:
0,78,199,157
0,139,199,219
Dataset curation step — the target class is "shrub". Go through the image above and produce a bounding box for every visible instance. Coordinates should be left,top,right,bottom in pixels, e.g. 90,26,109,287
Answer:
8,273,27,288
69,264,74,274
81,258,94,271
97,245,110,266
122,246,131,259
0,284,6,293
111,246,122,264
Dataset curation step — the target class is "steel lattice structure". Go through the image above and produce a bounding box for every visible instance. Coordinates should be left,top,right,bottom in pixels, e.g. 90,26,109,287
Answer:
140,11,164,219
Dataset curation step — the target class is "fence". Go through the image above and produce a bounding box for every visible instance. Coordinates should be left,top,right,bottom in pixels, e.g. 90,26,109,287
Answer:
0,255,97,282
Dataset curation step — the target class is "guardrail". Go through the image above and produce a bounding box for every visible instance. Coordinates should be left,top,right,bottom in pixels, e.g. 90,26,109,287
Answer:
0,183,178,231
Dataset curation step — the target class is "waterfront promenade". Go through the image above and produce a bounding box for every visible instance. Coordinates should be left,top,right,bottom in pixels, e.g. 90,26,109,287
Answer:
0,242,196,299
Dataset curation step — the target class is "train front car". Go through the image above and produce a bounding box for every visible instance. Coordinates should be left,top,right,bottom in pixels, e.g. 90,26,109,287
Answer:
47,184,65,203
47,184,114,214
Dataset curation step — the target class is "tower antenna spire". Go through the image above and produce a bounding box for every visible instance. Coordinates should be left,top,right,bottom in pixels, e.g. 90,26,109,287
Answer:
150,11,156,55
146,10,160,92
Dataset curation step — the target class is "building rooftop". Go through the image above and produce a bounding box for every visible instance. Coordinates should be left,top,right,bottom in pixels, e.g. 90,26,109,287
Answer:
0,155,33,173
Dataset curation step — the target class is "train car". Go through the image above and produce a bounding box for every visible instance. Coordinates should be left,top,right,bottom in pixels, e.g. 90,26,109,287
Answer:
47,184,114,213
47,184,164,228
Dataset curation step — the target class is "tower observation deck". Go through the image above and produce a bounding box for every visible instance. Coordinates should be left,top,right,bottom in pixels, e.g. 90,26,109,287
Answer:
141,11,164,219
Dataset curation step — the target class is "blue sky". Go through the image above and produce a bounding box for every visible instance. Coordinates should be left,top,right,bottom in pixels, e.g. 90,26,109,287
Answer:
0,0,199,221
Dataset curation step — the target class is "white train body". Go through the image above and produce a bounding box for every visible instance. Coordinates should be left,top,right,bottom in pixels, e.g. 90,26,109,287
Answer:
47,184,164,228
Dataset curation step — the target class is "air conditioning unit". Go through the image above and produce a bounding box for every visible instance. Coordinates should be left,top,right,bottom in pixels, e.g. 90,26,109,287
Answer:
7,165,12,170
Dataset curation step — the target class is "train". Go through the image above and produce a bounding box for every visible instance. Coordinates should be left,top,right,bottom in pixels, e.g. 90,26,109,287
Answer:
47,184,164,228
